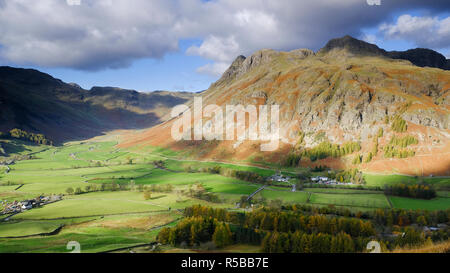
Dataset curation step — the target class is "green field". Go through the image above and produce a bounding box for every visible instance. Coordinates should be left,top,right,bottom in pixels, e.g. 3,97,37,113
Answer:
389,196,450,211
1,140,449,253
309,192,391,208
258,189,309,203
364,173,450,188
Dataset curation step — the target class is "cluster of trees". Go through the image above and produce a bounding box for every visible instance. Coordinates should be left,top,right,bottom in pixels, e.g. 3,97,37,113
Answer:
163,205,448,252
147,184,174,193
157,216,233,248
184,205,376,238
311,165,328,172
198,166,221,174
332,169,365,184
384,184,436,200
187,183,221,203
300,141,361,162
65,180,145,195
383,134,419,158
281,204,449,227
389,135,418,148
232,170,265,184
377,128,384,138
383,145,415,158
391,117,408,133
66,186,89,195
364,129,382,164
364,152,373,163
261,231,362,253
162,206,369,252
352,154,362,165
393,227,426,247
286,152,302,167
1,129,53,145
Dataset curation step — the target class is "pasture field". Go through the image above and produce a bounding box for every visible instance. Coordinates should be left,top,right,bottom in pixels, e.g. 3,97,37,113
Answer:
1,140,450,253
309,192,391,208
12,191,232,220
303,188,380,194
389,196,450,211
0,217,96,238
363,173,450,189
0,219,167,253
257,189,310,203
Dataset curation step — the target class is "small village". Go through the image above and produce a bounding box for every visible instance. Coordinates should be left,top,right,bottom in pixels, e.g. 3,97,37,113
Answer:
266,172,354,186
310,176,354,185
1,195,62,217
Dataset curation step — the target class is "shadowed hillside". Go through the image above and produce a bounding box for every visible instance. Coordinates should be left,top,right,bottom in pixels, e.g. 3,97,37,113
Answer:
0,66,194,143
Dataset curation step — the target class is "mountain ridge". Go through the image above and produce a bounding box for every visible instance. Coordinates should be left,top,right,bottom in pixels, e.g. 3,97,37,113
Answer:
120,36,450,176
218,35,449,86
0,66,194,143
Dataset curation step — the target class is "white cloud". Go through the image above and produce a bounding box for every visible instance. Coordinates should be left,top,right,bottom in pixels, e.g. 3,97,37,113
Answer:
0,0,449,74
196,62,231,77
66,0,81,6
0,0,179,70
361,34,377,44
186,35,240,63
380,14,450,49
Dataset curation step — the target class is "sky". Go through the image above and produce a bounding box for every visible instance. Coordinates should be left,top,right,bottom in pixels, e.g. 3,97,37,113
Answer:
0,0,449,92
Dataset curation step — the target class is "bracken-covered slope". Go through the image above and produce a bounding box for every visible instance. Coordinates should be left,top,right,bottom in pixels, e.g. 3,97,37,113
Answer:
120,36,450,176
0,66,194,142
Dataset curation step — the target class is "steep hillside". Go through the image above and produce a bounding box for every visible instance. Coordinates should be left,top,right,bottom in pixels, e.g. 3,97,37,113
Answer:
0,66,194,142
120,36,450,176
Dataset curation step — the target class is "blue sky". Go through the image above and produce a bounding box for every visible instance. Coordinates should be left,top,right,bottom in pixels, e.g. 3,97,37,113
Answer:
0,0,449,92
33,40,216,92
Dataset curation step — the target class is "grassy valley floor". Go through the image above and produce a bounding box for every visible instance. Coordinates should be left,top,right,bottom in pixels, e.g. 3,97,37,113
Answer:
0,140,449,253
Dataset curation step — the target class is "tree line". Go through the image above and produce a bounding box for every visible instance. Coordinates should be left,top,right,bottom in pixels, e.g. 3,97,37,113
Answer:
157,206,372,252
286,141,361,165
157,216,235,248
158,205,448,252
184,205,376,238
0,128,53,145
383,135,418,159
188,165,266,185
281,204,449,227
261,230,362,253
384,183,436,200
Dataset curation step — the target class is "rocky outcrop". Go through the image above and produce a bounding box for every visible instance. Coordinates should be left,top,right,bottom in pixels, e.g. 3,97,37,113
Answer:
214,55,247,86
318,35,387,56
388,48,450,70
214,49,281,86
319,35,450,70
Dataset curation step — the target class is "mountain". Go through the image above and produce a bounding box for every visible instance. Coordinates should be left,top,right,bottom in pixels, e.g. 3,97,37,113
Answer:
0,66,194,142
387,48,450,70
120,36,450,176
319,35,450,70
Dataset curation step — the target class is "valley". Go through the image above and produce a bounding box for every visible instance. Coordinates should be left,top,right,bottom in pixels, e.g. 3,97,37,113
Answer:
0,137,448,253
0,35,449,253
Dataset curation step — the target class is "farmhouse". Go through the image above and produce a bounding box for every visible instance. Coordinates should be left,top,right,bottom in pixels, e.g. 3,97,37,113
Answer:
311,176,330,182
21,200,34,210
310,176,352,185
267,173,291,183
